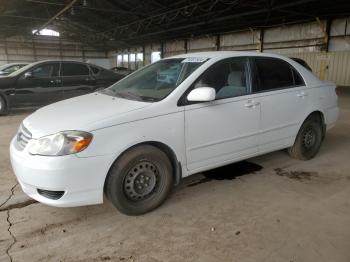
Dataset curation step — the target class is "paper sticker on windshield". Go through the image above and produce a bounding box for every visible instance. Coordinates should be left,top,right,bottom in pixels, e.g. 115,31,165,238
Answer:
182,57,207,63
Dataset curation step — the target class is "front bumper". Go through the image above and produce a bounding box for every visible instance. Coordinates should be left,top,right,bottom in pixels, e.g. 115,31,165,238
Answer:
10,137,114,207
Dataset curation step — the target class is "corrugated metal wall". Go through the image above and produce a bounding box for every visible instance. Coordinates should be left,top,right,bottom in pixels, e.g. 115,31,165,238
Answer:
290,51,350,86
111,17,350,86
0,35,107,65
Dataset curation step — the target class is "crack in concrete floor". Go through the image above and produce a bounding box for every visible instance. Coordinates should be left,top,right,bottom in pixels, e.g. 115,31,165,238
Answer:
0,199,38,213
0,183,18,209
0,183,38,262
2,183,18,262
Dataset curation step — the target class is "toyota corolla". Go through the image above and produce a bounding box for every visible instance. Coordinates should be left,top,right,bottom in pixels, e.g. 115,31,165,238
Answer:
10,51,338,215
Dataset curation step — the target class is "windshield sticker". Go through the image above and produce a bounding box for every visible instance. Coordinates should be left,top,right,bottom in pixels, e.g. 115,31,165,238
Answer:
182,57,208,63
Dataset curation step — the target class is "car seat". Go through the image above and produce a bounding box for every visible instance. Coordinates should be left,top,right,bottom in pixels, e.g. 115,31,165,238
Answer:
216,71,247,99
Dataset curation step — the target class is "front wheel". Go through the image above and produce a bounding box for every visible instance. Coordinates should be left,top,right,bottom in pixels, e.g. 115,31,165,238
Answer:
288,116,323,160
105,145,173,215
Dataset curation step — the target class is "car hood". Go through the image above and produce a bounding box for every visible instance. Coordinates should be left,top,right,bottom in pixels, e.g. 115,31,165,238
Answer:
23,92,151,138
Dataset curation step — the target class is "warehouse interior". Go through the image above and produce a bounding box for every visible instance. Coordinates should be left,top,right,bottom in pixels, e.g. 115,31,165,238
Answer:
1,0,350,85
1,0,350,261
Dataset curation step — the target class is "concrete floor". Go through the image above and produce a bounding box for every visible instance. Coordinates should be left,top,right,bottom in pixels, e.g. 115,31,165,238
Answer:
0,89,350,262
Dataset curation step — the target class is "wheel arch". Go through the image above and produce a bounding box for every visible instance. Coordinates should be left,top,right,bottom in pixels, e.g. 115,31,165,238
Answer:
292,110,326,146
0,92,8,113
304,110,326,137
103,141,182,194
0,92,8,106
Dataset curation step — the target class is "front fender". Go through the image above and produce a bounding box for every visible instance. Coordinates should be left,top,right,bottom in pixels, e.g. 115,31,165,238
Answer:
76,110,187,175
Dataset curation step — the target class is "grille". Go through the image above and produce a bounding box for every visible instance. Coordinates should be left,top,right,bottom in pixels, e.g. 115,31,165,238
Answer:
37,189,65,200
16,124,32,150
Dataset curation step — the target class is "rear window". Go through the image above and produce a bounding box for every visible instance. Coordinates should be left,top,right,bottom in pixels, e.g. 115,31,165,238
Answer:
254,57,300,91
62,63,89,76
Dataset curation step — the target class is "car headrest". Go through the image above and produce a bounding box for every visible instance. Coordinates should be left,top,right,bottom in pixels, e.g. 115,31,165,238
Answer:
227,71,243,86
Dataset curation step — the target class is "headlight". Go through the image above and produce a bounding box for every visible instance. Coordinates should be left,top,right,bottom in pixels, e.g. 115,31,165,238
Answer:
28,131,93,156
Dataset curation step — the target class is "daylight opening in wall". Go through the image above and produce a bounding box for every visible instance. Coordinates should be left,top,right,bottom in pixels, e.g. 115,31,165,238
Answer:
32,28,60,36
123,54,129,62
130,53,136,62
117,55,122,66
137,53,143,61
151,51,161,63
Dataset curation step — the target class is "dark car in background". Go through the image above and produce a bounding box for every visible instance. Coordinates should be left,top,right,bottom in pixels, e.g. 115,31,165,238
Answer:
0,63,28,76
0,60,124,114
110,66,134,76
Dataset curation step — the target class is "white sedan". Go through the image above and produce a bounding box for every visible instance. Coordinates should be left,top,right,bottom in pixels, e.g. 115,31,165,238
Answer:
10,51,339,215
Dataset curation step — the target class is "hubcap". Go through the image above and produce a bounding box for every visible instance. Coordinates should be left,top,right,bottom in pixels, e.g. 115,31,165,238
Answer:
302,128,316,149
0,100,2,111
123,161,158,201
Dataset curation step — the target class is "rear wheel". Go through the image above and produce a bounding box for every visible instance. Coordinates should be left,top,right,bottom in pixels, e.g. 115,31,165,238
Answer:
0,96,8,115
288,116,323,160
105,145,173,215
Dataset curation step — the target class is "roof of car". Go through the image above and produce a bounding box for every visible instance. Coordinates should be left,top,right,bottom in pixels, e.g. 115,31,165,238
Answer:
24,60,104,68
170,51,289,60
31,60,88,63
4,62,28,65
0,62,28,68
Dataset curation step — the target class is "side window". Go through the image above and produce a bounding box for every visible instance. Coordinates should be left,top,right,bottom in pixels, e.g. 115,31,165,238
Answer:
254,58,294,91
91,66,100,75
61,63,89,76
192,58,248,100
31,63,59,78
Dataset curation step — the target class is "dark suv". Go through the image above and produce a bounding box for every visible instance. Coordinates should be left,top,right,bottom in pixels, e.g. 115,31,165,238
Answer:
0,60,124,114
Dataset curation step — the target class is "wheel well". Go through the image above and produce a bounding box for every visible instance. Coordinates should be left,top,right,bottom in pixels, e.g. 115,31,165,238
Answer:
306,111,326,136
104,142,182,193
0,93,7,106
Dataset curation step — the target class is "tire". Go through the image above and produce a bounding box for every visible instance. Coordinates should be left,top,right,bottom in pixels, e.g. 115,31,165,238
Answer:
288,116,323,160
0,96,7,115
105,145,173,215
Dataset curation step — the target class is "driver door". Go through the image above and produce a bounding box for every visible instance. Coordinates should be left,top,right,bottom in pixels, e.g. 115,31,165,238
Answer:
183,57,261,173
14,62,62,107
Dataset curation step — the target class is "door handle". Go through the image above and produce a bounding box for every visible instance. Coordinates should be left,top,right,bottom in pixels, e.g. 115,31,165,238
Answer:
297,91,308,98
244,100,260,108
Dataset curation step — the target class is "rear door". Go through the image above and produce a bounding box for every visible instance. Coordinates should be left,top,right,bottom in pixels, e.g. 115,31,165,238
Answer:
14,62,62,107
251,57,309,152
61,62,96,99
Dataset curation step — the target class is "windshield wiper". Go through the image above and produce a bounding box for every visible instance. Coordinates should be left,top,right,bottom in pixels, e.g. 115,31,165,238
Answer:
139,96,160,102
115,91,159,102
115,91,143,101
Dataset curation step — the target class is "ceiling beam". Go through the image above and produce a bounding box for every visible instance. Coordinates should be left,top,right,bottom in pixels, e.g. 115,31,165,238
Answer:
33,0,78,34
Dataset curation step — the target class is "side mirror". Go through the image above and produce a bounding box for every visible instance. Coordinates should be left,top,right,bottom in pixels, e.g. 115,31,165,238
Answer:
24,72,33,79
187,87,216,102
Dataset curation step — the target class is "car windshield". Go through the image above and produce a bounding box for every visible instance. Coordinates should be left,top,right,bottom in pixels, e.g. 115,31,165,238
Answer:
102,58,208,102
3,64,25,73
